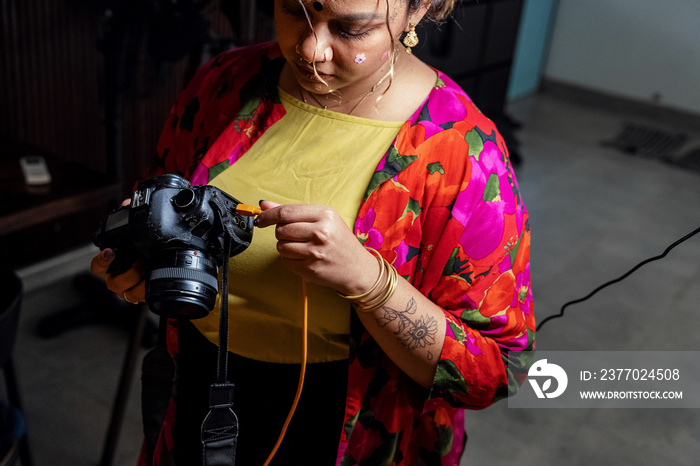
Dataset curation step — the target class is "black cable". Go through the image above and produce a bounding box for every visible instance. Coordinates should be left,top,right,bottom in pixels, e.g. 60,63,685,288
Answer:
537,225,700,331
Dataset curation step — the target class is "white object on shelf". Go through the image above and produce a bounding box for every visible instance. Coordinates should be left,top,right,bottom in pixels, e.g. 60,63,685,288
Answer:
19,155,52,185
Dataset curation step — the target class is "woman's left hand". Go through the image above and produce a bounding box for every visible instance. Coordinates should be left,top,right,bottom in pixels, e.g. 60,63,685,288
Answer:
255,201,379,295
256,201,446,389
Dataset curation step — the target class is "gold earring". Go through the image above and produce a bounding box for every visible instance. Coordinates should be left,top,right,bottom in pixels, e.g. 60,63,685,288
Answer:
403,24,419,54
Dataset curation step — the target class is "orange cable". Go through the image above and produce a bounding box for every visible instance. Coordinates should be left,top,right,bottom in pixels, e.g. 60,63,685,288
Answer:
236,204,263,217
262,279,308,466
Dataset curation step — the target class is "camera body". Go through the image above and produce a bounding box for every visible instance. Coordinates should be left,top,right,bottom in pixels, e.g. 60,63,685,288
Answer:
94,174,253,318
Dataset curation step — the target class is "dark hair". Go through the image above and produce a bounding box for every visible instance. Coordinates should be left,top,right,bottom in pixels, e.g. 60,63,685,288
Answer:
408,0,457,22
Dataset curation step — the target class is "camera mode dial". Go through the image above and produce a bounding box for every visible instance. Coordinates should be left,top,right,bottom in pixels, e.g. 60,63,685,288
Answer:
172,188,197,211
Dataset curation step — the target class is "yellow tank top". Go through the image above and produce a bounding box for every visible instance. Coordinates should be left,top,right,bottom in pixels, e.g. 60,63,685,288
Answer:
194,88,403,363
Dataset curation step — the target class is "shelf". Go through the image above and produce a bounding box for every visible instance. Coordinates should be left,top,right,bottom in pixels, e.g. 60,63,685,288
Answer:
0,141,124,267
0,144,122,236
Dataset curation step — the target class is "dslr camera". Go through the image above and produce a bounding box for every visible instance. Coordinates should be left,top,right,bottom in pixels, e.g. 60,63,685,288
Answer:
94,174,254,319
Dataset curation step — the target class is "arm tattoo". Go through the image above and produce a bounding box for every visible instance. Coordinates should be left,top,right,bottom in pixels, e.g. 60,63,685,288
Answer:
376,297,438,360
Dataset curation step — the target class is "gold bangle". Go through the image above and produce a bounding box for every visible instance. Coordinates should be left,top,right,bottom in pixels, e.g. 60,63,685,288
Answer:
353,258,399,313
337,248,384,301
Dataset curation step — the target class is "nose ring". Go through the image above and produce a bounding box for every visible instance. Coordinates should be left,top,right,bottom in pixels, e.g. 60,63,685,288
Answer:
296,44,327,65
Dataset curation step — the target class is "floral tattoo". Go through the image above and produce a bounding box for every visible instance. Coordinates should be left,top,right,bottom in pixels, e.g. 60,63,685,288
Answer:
377,298,438,360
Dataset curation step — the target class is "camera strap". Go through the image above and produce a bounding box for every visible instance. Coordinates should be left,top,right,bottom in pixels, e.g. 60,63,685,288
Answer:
201,198,238,466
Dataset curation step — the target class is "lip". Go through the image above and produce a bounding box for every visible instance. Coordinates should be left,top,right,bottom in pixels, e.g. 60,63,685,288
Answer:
295,64,333,82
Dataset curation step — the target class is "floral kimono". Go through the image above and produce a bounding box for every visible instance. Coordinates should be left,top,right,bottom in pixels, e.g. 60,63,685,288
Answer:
143,42,535,465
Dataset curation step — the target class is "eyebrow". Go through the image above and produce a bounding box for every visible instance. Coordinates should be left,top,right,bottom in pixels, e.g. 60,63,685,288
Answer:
334,11,384,23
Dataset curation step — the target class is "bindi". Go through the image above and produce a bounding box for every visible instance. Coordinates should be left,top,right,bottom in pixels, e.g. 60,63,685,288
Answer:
312,1,323,11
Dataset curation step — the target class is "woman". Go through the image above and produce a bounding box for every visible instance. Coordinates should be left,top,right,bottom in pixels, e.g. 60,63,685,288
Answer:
92,0,535,464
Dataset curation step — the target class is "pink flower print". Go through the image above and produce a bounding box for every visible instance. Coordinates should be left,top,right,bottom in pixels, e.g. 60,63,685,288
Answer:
355,208,384,250
354,53,366,64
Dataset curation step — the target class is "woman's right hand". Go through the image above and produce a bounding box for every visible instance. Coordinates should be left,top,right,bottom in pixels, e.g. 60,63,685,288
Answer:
90,197,146,304
91,249,146,304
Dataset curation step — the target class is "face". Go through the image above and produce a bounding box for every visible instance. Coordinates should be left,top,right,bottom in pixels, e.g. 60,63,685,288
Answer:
275,0,418,96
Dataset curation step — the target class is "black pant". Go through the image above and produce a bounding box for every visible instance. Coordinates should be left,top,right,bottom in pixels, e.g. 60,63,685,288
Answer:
174,321,348,465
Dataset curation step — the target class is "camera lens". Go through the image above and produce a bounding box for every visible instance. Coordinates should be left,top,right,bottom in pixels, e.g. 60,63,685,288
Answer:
146,248,219,319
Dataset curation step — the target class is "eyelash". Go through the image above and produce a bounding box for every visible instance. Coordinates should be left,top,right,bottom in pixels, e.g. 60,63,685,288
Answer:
337,28,371,41
281,2,371,41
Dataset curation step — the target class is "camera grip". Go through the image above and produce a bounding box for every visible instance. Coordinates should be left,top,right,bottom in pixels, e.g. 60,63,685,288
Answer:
106,247,140,276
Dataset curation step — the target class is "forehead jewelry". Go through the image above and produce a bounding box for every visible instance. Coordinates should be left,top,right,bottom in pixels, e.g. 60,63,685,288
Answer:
313,1,323,11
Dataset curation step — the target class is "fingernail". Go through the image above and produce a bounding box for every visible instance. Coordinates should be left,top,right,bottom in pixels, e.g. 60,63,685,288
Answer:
103,249,115,260
259,199,266,206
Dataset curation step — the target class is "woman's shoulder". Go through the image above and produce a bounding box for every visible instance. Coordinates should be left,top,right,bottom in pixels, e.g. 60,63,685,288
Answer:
417,69,496,132
175,42,284,112
195,42,283,84
208,41,282,68
395,69,508,171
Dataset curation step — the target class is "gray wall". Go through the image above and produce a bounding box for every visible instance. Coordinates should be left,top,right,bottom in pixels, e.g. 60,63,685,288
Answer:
545,0,700,115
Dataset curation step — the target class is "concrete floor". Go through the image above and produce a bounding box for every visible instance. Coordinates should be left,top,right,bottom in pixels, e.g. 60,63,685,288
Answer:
5,90,700,465
465,93,700,466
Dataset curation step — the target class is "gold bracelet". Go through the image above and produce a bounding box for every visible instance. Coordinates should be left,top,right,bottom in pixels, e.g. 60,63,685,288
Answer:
337,248,384,301
353,257,399,313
